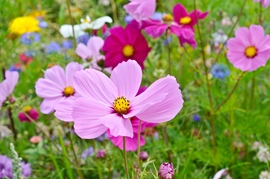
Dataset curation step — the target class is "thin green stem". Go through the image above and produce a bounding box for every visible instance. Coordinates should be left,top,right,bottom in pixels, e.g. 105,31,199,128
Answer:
123,137,130,179
215,72,245,112
69,125,85,179
258,2,263,25
162,125,172,163
165,30,172,75
8,107,17,140
249,77,255,109
66,0,77,47
110,0,118,25
135,120,142,179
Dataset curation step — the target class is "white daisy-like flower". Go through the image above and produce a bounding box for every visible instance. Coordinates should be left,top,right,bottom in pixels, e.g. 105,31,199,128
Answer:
257,146,270,163
259,171,270,179
59,15,113,38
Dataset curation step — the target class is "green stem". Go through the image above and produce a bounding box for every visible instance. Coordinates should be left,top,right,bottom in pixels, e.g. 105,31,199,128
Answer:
249,77,255,109
66,0,77,47
165,30,172,75
215,72,245,112
110,0,118,24
135,120,142,179
162,125,172,163
8,107,17,140
123,137,130,179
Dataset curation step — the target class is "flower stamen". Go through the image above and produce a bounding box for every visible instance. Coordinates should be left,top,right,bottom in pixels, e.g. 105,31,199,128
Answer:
23,105,32,112
122,45,134,57
162,14,173,23
180,16,192,25
245,46,257,58
113,96,130,115
63,86,75,97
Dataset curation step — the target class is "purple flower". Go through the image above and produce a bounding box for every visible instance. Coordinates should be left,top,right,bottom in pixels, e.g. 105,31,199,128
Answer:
0,155,13,179
82,147,94,159
158,162,174,179
152,12,163,21
20,33,40,45
139,151,149,161
77,34,90,45
21,162,32,177
39,21,48,28
62,40,73,49
45,42,61,54
124,15,134,24
9,64,22,73
96,150,106,159
211,64,230,79
193,114,200,122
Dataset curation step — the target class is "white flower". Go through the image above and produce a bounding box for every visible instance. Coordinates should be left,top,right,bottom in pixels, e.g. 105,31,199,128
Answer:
212,30,228,44
259,171,270,179
213,169,228,179
252,141,263,151
99,0,110,6
59,15,113,38
257,146,270,163
0,124,12,139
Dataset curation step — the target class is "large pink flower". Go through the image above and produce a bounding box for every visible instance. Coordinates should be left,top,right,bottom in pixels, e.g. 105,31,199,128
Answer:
0,71,19,108
227,25,270,72
35,62,83,114
173,3,208,31
123,0,156,22
103,24,151,69
108,117,156,151
56,60,183,139
253,0,270,8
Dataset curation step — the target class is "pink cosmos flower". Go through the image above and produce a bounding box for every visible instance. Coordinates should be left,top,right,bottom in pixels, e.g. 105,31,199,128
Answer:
108,116,156,151
55,60,183,139
103,24,151,69
18,106,39,122
0,71,19,108
227,25,270,72
253,0,270,8
173,3,208,31
123,0,156,22
29,136,42,144
35,62,83,114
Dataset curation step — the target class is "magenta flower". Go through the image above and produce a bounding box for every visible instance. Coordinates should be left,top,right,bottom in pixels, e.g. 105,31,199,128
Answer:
103,24,151,69
0,71,19,108
55,60,183,139
18,106,39,122
253,0,270,8
108,116,156,151
227,25,270,72
173,3,208,31
123,0,156,22
35,62,83,114
158,162,174,179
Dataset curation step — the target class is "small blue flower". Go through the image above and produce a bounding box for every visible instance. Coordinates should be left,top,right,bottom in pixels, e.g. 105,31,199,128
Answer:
62,40,73,49
20,33,40,45
193,114,200,122
39,21,48,28
152,12,163,21
77,34,90,45
45,42,61,54
21,162,32,177
9,64,22,72
211,64,230,79
163,36,172,46
124,15,134,24
81,147,94,159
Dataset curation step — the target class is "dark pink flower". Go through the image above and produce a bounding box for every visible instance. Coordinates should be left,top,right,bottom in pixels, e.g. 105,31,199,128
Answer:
158,162,174,179
173,3,208,30
103,24,151,69
19,53,33,64
18,106,39,122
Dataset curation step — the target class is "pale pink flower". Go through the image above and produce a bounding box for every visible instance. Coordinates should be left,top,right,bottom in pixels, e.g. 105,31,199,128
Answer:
29,136,42,144
0,71,19,108
124,0,156,22
227,25,270,72
35,62,83,115
213,169,228,179
253,0,270,8
55,60,183,139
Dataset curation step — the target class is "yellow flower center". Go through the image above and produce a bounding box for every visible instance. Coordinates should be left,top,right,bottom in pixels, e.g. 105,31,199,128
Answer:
245,46,257,58
113,96,130,115
63,86,75,97
23,105,32,112
180,16,192,24
162,14,173,22
122,45,134,57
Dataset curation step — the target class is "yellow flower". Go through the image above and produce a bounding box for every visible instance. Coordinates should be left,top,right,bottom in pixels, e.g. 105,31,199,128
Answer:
30,10,46,18
9,16,40,35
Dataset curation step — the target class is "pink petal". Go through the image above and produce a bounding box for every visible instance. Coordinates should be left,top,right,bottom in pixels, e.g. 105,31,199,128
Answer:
73,69,117,105
235,27,252,46
40,97,63,114
4,71,19,94
35,79,63,98
54,99,74,122
213,169,227,179
144,22,168,38
44,66,66,88
135,76,183,123
72,97,110,139
110,60,142,100
65,62,84,86
100,113,133,137
76,43,92,59
173,4,189,23
87,36,104,57
250,25,265,47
